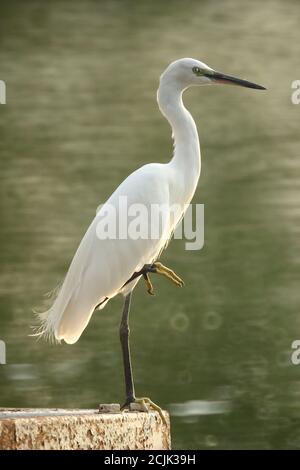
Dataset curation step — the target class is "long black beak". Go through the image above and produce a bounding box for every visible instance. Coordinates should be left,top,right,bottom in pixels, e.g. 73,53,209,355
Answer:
206,71,266,90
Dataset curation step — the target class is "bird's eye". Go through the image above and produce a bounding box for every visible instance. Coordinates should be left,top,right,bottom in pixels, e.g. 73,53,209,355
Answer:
192,66,202,75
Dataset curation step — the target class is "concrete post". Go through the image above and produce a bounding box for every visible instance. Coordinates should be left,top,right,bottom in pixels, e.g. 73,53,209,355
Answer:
0,408,171,450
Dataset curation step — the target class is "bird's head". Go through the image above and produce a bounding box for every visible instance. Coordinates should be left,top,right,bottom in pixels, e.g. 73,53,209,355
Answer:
160,58,266,91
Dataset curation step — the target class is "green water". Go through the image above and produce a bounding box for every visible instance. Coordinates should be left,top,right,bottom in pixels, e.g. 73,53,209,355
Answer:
1,0,300,449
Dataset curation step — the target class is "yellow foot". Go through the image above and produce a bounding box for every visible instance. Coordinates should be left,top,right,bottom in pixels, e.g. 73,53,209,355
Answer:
143,273,154,295
152,262,185,288
142,262,184,295
122,397,167,426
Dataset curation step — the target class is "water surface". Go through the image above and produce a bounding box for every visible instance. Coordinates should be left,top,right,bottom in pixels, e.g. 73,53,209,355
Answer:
1,0,300,449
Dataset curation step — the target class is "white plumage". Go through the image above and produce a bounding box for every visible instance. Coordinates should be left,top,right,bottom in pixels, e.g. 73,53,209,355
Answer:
37,58,265,344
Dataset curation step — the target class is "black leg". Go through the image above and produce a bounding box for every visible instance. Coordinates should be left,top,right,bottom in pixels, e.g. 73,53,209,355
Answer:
119,290,167,424
120,292,135,406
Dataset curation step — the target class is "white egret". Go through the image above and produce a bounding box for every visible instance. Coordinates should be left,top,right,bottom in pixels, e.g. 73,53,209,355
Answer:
37,58,265,416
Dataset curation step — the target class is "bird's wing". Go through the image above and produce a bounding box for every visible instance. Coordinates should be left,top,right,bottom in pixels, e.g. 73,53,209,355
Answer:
38,163,176,344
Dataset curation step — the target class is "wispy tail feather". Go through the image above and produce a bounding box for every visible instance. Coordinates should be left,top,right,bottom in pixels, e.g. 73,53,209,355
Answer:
31,277,76,343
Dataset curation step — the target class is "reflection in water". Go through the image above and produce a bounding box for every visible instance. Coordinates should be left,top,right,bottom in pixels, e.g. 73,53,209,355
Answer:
6,364,37,381
170,400,232,417
1,0,300,449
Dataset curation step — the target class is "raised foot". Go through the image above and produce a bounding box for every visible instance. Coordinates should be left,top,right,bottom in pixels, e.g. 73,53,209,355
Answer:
141,262,184,295
121,397,167,426
152,262,185,288
143,272,155,295
123,261,184,296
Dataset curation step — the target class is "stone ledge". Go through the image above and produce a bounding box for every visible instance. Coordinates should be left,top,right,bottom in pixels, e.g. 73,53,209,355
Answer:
0,408,171,450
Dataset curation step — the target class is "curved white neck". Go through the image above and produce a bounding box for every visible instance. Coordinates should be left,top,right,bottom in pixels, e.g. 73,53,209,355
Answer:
157,79,201,187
